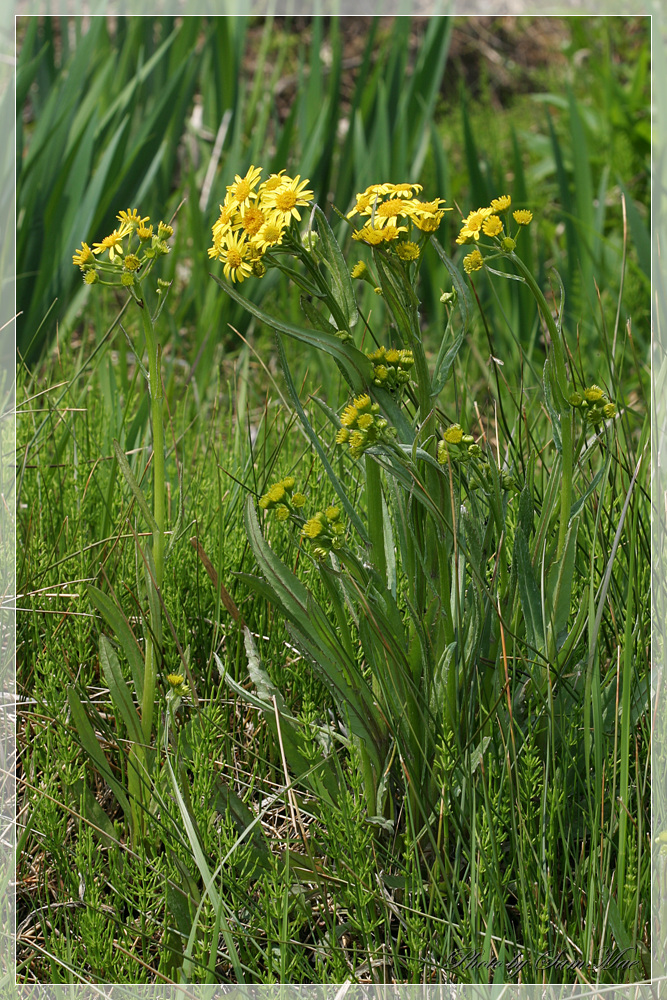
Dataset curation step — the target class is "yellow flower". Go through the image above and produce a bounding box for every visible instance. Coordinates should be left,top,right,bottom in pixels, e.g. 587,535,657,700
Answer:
513,209,533,226
275,504,290,521
443,424,464,444
463,249,484,273
117,208,149,231
341,404,359,427
137,223,154,241
158,221,174,239
353,393,372,411
351,261,367,278
123,254,141,272
254,219,285,253
584,385,604,403
241,204,267,237
212,198,240,241
351,225,385,246
227,164,263,209
72,242,94,268
357,413,374,430
336,427,350,444
456,206,494,244
482,216,503,238
395,241,420,261
263,175,314,226
220,231,253,283
380,224,408,242
259,170,287,193
383,182,423,197
167,673,185,688
302,516,324,539
490,195,511,212
292,492,307,508
92,230,126,261
373,197,412,227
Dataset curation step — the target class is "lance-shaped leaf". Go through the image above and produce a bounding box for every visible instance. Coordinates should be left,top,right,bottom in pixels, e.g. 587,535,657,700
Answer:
313,204,359,328
210,271,371,393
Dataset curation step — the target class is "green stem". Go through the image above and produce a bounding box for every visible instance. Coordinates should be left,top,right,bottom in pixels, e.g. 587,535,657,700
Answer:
137,298,165,747
364,455,387,586
508,252,573,558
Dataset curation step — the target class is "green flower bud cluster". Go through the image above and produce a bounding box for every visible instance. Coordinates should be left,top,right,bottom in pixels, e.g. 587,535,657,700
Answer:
569,384,617,424
258,476,307,522
336,393,396,459
365,346,415,392
301,505,346,559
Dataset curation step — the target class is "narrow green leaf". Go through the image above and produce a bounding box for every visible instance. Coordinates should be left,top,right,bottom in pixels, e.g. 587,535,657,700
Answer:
546,516,579,645
99,635,144,749
313,204,359,329
210,271,371,393
87,584,145,700
66,686,132,820
514,528,545,653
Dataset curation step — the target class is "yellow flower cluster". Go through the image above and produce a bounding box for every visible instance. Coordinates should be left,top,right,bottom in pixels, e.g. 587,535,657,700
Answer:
166,673,188,698
568,385,617,424
73,209,173,286
456,194,533,247
301,506,346,559
365,346,415,391
437,424,482,464
208,166,314,283
258,476,307,521
348,182,451,247
336,393,396,459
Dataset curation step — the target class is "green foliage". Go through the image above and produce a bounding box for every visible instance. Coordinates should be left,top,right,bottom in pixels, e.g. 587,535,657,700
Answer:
17,14,650,987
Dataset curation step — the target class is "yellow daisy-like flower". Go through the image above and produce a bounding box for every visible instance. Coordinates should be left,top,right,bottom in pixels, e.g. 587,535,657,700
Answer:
263,175,314,227
584,385,604,403
275,504,290,521
380,224,408,242
482,216,503,238
117,208,149,231
292,492,307,508
357,413,374,430
384,182,423,197
351,225,386,246
456,206,494,245
227,164,263,210
353,393,372,411
220,231,253,284
351,261,367,278
253,218,285,253
463,249,484,273
137,223,154,241
167,673,185,688
241,204,267,237
395,241,420,261
72,242,95,268
490,195,512,213
158,221,174,240
92,230,126,261
336,427,350,444
212,198,240,242
513,209,533,226
259,170,287,193
372,197,412,227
